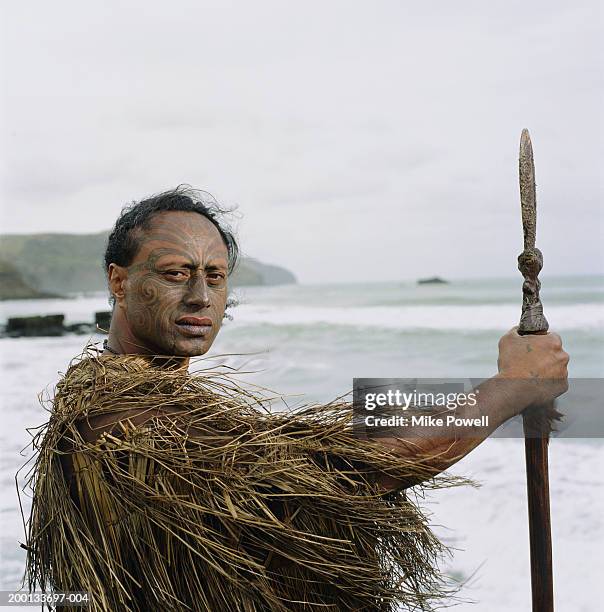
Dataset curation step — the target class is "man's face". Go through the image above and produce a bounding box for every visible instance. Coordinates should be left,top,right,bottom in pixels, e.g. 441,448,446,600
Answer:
116,210,229,356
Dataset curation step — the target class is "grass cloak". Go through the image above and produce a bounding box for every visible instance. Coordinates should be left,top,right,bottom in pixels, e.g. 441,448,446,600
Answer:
24,346,470,611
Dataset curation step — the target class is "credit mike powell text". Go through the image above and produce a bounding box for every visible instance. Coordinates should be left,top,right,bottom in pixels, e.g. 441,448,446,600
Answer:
353,378,488,439
353,378,604,439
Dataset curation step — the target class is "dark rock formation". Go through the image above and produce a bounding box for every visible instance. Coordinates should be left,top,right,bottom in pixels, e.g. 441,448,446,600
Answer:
417,277,449,285
6,314,65,337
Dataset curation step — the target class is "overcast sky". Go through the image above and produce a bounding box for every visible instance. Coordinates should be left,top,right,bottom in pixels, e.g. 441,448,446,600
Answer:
1,1,602,283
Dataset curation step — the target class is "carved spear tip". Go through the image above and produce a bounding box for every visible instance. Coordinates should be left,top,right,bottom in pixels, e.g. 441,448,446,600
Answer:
520,129,534,160
519,128,537,251
521,127,531,143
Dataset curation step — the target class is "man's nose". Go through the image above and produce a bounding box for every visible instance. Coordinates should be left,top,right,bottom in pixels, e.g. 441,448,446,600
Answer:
183,274,211,308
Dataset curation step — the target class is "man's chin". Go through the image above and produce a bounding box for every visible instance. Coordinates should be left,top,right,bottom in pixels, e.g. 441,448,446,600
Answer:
169,336,213,357
132,329,216,357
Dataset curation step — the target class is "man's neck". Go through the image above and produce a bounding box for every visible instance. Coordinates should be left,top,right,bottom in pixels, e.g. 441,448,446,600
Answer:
104,315,190,371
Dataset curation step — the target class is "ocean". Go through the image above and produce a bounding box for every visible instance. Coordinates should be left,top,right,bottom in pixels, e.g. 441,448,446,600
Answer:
1,275,602,610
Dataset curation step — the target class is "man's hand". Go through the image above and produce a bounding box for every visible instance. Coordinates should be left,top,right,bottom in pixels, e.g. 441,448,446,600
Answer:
496,326,569,409
375,326,570,492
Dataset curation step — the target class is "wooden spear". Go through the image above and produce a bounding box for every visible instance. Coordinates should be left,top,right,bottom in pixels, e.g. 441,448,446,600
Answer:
517,128,561,612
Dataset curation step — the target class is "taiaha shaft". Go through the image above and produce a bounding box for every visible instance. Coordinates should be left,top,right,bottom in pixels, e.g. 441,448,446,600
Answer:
517,128,558,612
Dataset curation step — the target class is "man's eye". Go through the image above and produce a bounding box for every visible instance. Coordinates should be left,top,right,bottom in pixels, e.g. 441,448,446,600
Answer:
207,273,226,283
164,270,188,279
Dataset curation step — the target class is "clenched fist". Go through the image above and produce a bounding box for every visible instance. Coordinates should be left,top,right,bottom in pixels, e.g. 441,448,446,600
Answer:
497,326,569,408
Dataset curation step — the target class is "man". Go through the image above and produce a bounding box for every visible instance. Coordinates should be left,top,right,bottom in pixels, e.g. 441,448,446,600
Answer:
26,187,569,612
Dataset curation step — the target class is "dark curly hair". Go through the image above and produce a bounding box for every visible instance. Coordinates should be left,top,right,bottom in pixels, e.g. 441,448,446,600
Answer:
105,185,239,269
104,186,240,305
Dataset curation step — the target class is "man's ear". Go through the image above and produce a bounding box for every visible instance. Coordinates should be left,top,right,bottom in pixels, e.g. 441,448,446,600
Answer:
108,264,128,305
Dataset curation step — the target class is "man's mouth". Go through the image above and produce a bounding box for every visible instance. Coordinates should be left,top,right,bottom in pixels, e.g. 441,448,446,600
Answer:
175,316,213,337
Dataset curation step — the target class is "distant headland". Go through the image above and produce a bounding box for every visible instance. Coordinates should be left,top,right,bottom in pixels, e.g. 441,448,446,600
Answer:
0,259,61,300
0,232,297,300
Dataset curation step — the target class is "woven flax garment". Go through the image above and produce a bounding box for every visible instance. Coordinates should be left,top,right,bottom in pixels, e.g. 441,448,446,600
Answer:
25,349,465,612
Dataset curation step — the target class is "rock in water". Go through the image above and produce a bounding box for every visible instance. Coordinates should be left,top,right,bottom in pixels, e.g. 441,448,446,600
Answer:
417,276,449,285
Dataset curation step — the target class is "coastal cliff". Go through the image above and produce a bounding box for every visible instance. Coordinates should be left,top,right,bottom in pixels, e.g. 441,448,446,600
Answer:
0,232,296,299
